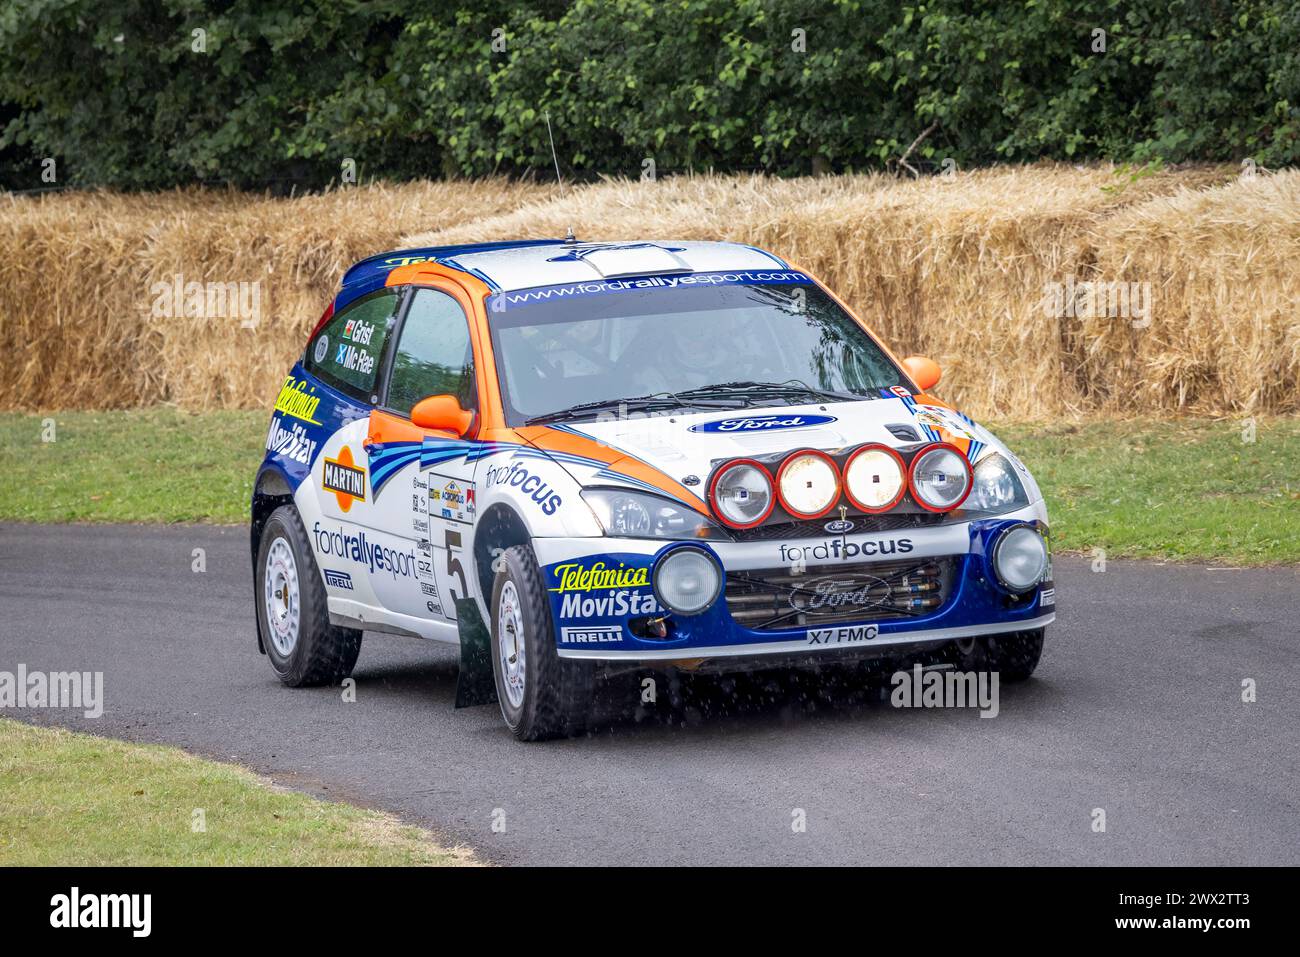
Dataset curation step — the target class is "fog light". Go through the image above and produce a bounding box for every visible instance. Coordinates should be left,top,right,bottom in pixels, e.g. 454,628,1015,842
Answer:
653,547,722,616
992,525,1048,593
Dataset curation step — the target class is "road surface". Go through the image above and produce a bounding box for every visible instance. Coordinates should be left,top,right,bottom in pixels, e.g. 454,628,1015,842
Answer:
1,522,1296,865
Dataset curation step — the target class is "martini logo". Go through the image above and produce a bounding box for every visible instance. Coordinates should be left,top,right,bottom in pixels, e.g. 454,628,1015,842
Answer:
322,447,366,511
689,413,837,434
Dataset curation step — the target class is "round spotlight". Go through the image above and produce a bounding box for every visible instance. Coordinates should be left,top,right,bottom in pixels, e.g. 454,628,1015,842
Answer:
908,443,972,512
707,459,774,529
843,444,907,513
992,525,1049,593
653,546,722,616
776,450,841,519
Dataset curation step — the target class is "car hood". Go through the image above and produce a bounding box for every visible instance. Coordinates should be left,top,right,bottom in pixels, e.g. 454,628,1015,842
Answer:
530,394,1024,506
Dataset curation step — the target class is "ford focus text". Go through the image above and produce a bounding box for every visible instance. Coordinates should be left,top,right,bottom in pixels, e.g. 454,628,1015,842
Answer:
252,239,1054,740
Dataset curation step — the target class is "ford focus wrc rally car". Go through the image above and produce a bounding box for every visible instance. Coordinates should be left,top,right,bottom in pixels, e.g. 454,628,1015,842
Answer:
252,238,1054,740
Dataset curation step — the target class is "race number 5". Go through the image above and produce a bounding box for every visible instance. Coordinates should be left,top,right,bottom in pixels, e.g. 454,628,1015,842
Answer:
438,528,469,620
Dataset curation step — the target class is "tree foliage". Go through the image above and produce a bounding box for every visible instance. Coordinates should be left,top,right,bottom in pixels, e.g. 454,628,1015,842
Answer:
2,0,1296,189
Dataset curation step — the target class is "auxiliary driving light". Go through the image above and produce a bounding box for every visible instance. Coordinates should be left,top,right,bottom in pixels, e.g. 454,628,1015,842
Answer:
776,450,841,518
653,546,723,616
992,524,1049,593
908,443,972,512
708,459,774,529
843,444,907,512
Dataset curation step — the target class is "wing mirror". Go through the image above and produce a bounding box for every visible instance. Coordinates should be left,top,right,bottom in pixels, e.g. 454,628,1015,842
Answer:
901,355,942,392
410,394,474,437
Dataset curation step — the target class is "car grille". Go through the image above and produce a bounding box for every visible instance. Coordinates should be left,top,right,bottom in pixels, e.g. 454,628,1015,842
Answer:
724,557,958,631
730,512,947,541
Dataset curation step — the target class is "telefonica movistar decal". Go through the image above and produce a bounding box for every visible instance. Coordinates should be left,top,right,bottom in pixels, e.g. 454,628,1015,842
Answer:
689,413,837,434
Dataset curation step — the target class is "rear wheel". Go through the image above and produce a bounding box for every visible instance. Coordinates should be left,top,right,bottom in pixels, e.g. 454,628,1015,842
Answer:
954,628,1044,682
490,544,594,741
256,505,362,686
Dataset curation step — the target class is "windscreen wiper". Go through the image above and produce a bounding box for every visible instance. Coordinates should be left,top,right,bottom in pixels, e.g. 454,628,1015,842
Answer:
672,379,866,404
523,392,740,426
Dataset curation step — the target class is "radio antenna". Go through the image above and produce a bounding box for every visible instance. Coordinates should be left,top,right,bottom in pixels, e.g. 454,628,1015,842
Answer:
544,110,564,190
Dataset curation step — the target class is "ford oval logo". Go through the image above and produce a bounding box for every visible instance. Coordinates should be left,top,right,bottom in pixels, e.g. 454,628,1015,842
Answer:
824,518,855,534
789,575,890,612
688,413,837,434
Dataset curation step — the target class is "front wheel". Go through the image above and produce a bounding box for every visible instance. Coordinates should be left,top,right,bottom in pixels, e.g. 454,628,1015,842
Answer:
953,628,1044,682
490,544,594,741
255,504,362,687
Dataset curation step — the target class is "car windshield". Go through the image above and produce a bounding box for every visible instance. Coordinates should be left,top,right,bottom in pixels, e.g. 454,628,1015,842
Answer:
487,272,908,426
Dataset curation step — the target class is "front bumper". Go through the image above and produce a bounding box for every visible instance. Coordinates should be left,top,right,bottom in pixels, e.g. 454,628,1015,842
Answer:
533,513,1055,663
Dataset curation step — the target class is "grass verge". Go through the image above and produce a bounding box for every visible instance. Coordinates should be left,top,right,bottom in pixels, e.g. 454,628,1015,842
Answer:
1,409,1296,563
0,719,476,866
994,418,1300,564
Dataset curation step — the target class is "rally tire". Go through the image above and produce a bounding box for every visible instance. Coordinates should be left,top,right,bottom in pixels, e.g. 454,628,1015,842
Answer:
256,504,362,687
490,544,595,741
956,628,1044,682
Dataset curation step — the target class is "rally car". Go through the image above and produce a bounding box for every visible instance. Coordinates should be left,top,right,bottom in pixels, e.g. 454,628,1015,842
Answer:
252,238,1054,740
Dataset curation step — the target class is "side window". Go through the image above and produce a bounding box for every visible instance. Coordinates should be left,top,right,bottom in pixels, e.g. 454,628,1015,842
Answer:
386,288,476,417
305,290,400,399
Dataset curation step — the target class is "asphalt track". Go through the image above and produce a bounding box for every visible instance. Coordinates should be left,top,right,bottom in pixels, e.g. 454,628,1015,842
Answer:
2,522,1297,866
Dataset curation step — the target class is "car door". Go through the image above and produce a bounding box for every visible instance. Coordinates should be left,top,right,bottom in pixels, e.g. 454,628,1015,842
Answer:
299,287,403,617
365,284,481,626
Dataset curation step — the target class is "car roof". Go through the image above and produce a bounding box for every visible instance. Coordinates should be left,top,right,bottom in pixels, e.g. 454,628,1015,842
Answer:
337,239,793,305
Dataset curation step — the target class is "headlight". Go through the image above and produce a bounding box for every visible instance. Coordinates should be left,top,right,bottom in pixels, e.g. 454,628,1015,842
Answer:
908,443,972,512
992,524,1048,592
582,488,728,540
776,450,841,518
707,459,774,529
843,444,907,512
653,546,722,615
966,453,1029,514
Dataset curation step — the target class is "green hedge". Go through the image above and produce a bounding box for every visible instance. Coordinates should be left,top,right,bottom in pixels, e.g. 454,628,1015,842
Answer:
2,0,1296,189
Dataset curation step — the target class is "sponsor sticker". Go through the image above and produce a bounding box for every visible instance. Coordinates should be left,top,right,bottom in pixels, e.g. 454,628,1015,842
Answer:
689,413,837,434
312,522,417,580
273,375,323,426
558,589,662,619
313,334,330,364
484,461,563,515
559,625,624,644
322,446,366,511
550,561,651,593
323,569,354,590
778,537,914,564
1039,587,1055,608
266,415,319,466
427,473,475,524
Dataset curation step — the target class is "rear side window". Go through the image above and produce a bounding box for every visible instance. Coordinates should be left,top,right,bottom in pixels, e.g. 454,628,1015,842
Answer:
306,290,400,399
386,288,476,416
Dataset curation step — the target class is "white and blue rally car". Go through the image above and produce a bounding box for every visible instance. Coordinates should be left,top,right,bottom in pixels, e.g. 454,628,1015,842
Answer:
252,238,1054,740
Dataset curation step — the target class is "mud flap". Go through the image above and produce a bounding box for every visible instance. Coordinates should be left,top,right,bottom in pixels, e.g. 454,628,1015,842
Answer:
454,597,498,708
